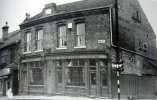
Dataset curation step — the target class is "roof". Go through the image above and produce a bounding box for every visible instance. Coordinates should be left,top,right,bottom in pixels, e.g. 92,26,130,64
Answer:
0,30,20,49
22,0,114,23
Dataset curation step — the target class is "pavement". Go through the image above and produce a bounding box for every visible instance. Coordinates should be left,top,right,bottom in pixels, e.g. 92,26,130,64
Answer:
0,95,156,100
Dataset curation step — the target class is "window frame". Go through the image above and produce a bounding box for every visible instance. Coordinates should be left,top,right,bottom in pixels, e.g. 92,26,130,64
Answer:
74,22,86,48
24,32,31,53
57,25,67,49
29,62,44,86
66,59,85,87
22,63,27,86
132,10,141,23
35,29,44,52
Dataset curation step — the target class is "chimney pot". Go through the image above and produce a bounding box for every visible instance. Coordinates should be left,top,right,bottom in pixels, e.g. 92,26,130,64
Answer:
26,13,30,19
2,22,9,39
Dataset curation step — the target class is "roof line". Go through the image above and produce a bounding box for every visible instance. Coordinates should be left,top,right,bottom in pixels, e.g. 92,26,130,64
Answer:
20,4,114,26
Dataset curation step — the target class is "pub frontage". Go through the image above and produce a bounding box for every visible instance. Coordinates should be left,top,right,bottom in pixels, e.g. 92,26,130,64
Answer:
20,52,110,97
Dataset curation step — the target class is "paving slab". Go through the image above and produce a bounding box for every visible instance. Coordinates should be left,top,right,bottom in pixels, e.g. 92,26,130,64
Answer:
0,95,156,100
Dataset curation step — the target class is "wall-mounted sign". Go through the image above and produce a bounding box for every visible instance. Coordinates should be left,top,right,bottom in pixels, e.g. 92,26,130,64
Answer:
0,68,10,76
98,40,106,44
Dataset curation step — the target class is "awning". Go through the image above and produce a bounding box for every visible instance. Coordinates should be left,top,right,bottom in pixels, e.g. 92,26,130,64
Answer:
0,68,11,77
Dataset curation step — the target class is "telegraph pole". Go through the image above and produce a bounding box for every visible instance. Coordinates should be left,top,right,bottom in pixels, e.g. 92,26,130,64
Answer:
115,0,121,100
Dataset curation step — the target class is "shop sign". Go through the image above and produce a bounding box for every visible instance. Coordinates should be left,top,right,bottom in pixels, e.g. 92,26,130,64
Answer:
0,68,10,76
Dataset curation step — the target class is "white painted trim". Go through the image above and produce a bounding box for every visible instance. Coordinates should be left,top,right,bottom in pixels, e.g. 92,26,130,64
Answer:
34,50,43,53
23,51,31,54
74,46,86,49
118,88,120,93
117,80,120,84
56,47,67,50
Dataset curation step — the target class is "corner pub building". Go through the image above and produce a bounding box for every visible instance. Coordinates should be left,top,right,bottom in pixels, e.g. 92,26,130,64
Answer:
19,0,157,99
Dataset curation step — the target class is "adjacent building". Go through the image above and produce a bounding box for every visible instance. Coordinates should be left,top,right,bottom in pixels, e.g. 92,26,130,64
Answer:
0,23,20,95
0,0,154,99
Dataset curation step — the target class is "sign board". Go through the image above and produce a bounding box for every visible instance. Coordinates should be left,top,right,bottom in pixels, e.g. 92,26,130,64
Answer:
0,68,10,76
98,40,106,44
112,63,123,68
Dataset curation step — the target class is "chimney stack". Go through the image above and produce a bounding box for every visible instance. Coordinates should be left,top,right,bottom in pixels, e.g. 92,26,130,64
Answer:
2,22,9,39
44,3,56,9
44,3,56,15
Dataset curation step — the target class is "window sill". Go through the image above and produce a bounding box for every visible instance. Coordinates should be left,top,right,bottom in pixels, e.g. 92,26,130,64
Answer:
74,46,86,49
23,51,31,54
56,47,67,50
34,50,43,53
65,86,85,88
29,85,44,87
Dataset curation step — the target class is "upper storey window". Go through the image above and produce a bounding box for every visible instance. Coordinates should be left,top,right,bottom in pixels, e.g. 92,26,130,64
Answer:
132,11,141,23
24,32,31,52
76,23,86,47
35,29,43,51
58,25,67,48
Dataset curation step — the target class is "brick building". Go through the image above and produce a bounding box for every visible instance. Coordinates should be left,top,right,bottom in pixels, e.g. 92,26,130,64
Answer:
0,23,20,96
19,0,157,99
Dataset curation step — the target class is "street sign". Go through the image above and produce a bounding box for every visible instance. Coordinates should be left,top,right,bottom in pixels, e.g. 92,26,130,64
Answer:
98,40,106,43
112,63,123,68
112,61,124,72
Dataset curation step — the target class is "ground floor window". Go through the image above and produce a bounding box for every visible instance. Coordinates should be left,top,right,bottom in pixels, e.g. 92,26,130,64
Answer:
30,61,44,85
66,67,85,86
0,79,2,93
66,59,85,86
56,59,107,87
22,63,27,86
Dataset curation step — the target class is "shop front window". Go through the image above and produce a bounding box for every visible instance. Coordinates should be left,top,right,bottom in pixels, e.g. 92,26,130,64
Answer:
30,62,44,85
66,59,85,86
0,79,2,92
23,63,27,86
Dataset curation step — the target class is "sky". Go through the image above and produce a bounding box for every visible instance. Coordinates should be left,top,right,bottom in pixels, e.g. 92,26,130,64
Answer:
0,0,157,39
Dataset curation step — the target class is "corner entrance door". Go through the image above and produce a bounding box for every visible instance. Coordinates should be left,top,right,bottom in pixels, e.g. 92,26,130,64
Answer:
89,71,97,96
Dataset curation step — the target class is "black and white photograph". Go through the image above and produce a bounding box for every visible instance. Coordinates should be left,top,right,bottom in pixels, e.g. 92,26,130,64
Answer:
0,0,157,100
